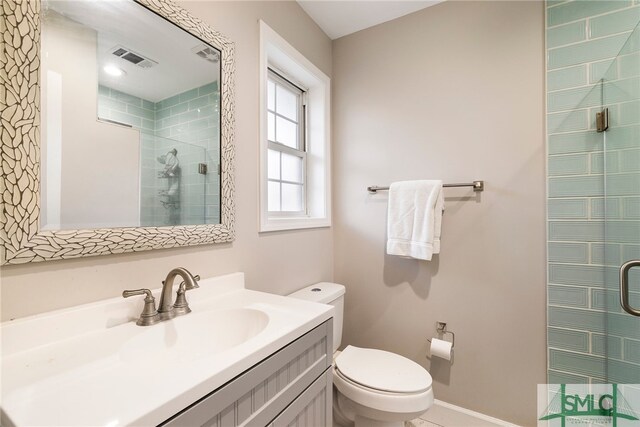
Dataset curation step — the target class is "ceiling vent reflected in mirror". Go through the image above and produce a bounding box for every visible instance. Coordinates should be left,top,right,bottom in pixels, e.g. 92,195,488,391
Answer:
110,45,158,68
192,44,219,63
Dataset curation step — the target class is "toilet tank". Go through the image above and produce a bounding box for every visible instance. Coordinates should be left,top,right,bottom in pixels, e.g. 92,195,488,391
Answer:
288,282,345,353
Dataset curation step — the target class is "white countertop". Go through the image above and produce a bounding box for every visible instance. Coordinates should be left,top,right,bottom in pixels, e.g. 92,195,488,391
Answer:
0,273,333,426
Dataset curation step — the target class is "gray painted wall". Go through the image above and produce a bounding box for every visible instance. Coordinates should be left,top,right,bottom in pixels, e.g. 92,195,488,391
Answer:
332,2,546,424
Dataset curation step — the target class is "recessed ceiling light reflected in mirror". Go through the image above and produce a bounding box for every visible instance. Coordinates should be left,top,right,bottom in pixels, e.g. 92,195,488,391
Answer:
103,64,125,77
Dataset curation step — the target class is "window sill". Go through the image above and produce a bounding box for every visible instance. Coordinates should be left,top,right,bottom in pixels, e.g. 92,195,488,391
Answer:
260,216,331,232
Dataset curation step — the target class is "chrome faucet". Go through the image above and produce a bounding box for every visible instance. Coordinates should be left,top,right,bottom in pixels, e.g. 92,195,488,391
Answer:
123,267,199,326
157,267,199,320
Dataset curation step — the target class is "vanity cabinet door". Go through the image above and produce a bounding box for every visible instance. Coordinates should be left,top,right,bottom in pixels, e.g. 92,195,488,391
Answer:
161,320,332,427
268,368,332,427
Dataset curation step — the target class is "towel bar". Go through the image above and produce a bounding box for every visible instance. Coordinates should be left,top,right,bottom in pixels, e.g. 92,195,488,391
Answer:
367,180,484,194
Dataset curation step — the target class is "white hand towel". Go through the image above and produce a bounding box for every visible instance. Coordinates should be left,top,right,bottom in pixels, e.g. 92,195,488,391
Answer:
433,184,444,254
386,180,444,261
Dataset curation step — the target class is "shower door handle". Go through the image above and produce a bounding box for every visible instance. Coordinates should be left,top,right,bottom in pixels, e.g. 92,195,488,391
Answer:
620,260,640,316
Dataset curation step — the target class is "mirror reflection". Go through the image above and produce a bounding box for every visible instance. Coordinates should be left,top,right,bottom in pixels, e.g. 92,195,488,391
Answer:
40,0,221,230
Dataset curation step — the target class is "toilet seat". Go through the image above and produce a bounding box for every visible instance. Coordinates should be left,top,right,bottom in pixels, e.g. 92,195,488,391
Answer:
335,346,432,393
333,346,434,416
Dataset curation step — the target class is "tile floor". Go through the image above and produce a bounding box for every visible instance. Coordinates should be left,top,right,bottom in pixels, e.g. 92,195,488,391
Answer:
406,403,503,427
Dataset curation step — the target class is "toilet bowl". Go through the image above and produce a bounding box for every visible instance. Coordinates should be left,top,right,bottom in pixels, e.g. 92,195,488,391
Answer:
333,345,433,427
288,283,434,427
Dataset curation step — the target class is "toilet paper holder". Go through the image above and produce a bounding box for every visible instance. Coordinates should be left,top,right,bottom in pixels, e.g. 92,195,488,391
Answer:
427,321,455,348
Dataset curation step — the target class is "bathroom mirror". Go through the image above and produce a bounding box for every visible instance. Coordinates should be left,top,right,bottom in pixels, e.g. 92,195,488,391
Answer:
1,0,235,264
41,0,221,229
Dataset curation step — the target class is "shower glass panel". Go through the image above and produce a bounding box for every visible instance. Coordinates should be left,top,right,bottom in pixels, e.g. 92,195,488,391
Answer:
547,77,608,384
140,132,209,227
603,24,640,385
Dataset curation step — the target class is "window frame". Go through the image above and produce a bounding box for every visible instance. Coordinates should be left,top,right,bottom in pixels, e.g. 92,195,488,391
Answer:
266,69,307,216
259,20,331,232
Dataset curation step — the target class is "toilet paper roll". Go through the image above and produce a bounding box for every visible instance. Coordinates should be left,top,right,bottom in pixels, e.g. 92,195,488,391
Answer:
430,338,453,361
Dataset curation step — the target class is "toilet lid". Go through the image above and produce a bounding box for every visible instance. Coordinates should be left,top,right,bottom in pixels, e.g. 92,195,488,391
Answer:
335,345,432,393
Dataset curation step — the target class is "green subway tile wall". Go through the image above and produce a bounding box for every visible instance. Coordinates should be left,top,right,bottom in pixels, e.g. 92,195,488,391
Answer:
548,33,631,69
548,198,589,218
548,369,590,384
548,21,587,49
591,243,622,265
548,130,602,154
548,153,589,175
590,198,621,218
154,82,220,226
592,334,622,359
590,59,618,84
548,65,588,91
548,242,589,263
547,1,631,27
626,340,640,363
548,175,604,197
548,327,590,352
546,0,640,384
98,82,220,227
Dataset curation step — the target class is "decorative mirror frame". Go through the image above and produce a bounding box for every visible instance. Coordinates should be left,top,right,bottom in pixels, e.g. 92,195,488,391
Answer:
0,0,235,264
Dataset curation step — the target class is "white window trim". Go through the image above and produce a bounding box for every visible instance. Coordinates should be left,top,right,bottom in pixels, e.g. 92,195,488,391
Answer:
259,21,331,232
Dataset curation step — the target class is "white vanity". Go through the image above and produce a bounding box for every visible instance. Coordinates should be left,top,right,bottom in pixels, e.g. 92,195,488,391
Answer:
0,273,334,426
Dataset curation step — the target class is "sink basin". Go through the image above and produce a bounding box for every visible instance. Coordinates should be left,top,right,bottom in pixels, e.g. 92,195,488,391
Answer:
120,308,269,364
1,272,333,427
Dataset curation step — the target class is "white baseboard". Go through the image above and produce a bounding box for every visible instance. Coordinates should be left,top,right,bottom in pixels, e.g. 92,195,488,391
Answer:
433,399,521,427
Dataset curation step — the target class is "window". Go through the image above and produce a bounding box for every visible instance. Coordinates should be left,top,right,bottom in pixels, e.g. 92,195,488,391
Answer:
259,21,331,232
267,70,306,214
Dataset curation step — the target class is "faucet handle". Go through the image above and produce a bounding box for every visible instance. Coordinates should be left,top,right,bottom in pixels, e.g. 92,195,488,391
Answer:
123,288,152,299
173,282,196,316
122,289,160,326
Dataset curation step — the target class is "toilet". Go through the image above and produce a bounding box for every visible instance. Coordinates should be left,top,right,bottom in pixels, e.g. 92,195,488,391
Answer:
289,282,434,427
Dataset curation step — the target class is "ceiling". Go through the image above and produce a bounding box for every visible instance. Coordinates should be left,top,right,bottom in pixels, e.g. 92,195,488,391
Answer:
43,0,442,101
44,0,219,102
296,0,444,40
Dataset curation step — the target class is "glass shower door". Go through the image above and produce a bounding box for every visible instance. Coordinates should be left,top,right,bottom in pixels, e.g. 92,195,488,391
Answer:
603,24,640,389
140,132,208,227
